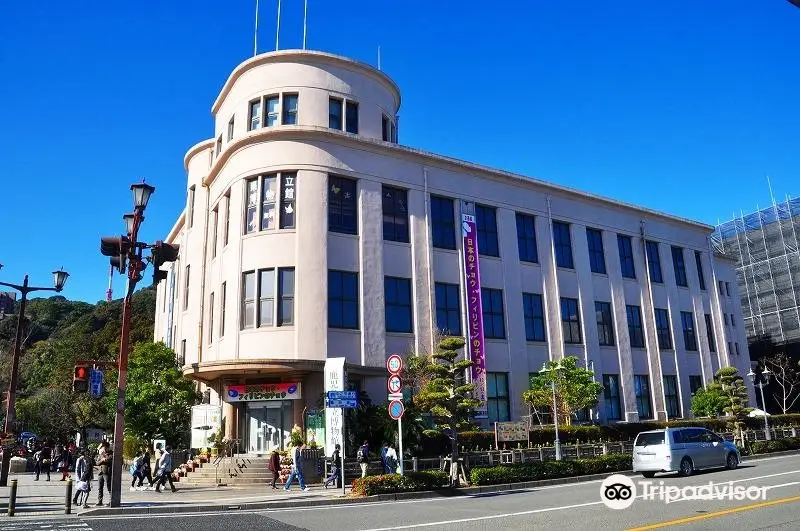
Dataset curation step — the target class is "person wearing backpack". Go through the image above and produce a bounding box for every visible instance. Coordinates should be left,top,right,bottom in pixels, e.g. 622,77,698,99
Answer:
357,440,370,477
135,445,154,490
129,451,144,490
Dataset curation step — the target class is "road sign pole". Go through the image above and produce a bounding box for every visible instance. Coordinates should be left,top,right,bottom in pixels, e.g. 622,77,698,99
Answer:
398,415,403,475
341,416,346,497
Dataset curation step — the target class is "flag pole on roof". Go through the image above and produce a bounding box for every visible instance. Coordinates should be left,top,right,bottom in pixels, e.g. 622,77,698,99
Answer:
303,0,308,50
276,0,282,51
253,0,259,56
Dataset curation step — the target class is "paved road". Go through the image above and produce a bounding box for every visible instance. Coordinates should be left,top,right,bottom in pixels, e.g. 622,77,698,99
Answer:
2,454,799,530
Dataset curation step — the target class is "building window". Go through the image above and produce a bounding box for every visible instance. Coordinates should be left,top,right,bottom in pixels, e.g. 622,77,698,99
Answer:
216,135,222,157
179,340,186,366
735,342,741,356
663,375,680,418
618,235,636,279
595,301,615,346
245,173,297,234
634,375,652,419
248,99,261,130
223,192,231,246
258,269,276,327
382,186,409,243
515,213,538,263
278,268,295,326
718,280,725,296
382,114,397,142
328,270,359,329
654,308,672,349
705,314,716,352
728,340,732,354
265,95,280,127
188,186,195,229
227,116,235,142
725,282,731,297
487,373,510,423
626,305,645,348
329,98,343,129
435,282,461,335
431,196,456,250
603,374,622,421
730,314,736,328
645,240,663,283
211,207,218,258
282,94,298,125
220,282,226,337
523,293,546,342
385,277,413,333
672,246,688,287
208,292,215,343
689,375,703,395
476,204,499,257
681,311,697,351
183,265,190,310
481,288,506,339
694,251,706,290
242,271,255,329
586,228,606,274
328,176,358,234
552,221,574,269
345,101,358,134
561,297,582,344
724,313,729,326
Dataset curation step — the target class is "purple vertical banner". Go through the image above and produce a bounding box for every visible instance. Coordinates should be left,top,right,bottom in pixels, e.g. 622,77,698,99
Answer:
461,206,488,418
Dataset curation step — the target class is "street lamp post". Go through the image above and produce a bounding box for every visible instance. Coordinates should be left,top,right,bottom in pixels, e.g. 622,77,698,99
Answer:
543,361,563,461
0,265,69,487
747,367,772,441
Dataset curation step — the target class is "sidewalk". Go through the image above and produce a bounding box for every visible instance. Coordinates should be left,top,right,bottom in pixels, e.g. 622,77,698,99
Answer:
0,472,344,517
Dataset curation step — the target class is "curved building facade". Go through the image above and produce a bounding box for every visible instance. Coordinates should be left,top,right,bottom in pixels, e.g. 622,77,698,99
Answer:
154,50,754,453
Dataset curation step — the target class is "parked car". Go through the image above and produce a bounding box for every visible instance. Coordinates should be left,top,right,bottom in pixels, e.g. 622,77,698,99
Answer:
632,427,741,478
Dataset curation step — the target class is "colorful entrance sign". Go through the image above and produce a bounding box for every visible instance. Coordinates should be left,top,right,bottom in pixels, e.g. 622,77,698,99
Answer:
224,382,301,402
462,202,487,418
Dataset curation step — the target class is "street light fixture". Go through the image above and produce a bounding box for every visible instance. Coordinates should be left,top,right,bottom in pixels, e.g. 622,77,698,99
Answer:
542,360,564,461
0,266,69,486
747,366,772,441
131,181,155,210
123,214,136,236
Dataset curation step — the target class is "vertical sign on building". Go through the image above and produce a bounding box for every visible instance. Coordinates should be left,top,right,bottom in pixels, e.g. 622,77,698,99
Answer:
324,357,347,456
461,201,487,418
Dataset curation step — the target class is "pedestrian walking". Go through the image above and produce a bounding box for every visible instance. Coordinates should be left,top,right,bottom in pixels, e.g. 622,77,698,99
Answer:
385,443,399,474
283,443,309,491
95,441,112,506
58,445,73,481
268,449,281,489
129,450,145,490
323,444,341,489
357,440,370,477
72,449,93,509
34,443,52,481
380,443,391,474
136,445,154,489
154,445,176,493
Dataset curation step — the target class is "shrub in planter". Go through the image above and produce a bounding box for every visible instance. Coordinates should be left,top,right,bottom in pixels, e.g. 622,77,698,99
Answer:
749,437,800,455
351,471,450,496
469,454,631,486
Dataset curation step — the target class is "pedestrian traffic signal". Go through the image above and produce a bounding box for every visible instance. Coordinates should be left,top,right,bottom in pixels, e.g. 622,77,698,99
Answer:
100,236,131,274
150,240,180,286
73,365,89,393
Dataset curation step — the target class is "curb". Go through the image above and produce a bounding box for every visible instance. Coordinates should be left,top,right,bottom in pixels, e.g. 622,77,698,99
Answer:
78,449,800,517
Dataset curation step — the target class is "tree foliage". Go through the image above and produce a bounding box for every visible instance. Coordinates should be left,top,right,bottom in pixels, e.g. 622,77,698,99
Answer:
716,367,751,446
690,382,727,418
523,356,602,426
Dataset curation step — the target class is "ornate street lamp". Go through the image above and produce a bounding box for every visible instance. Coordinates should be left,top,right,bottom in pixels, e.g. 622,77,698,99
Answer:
747,367,772,441
131,181,155,210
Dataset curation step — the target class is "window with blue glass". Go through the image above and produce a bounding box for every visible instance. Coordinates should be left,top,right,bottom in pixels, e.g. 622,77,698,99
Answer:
626,305,645,348
435,282,461,336
672,246,688,287
328,270,359,329
603,374,621,421
282,94,298,125
663,375,680,418
561,297,582,344
523,293,546,342
681,311,697,351
705,313,716,352
328,176,357,235
645,240,663,283
385,277,413,333
694,251,706,290
481,288,506,339
618,235,636,279
634,374,652,419
487,372,510,423
586,228,606,274
476,204,499,257
552,221,574,269
689,375,703,395
595,301,615,346
431,196,456,250
382,186,409,243
654,308,672,349
515,213,538,263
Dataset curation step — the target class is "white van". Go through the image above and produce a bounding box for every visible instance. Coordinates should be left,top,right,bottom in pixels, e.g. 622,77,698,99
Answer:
632,427,741,478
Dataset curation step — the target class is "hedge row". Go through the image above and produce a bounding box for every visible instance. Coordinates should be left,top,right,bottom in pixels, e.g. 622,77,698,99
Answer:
351,471,450,496
749,437,800,455
469,454,631,486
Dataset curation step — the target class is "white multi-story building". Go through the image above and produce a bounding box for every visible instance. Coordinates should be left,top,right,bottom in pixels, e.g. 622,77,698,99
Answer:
153,49,755,453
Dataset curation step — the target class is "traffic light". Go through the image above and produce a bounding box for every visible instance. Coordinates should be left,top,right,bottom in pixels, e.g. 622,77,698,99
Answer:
73,365,89,393
100,236,131,274
150,240,180,286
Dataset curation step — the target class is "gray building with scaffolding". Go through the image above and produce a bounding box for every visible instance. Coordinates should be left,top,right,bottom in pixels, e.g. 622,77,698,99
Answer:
712,196,800,346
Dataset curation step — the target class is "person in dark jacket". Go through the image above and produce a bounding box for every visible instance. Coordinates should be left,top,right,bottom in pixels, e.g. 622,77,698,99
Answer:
136,445,154,489
324,444,341,488
35,443,52,481
95,441,112,506
72,450,93,508
268,449,280,489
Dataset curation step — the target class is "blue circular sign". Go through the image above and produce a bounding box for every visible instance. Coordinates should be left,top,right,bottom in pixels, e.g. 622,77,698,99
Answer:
287,384,297,394
227,389,239,399
388,400,404,420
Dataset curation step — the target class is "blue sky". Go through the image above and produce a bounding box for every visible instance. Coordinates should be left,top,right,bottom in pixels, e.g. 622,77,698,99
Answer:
1,1,798,304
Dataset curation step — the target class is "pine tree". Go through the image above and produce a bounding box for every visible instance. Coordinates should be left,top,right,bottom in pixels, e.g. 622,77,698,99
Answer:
716,367,751,446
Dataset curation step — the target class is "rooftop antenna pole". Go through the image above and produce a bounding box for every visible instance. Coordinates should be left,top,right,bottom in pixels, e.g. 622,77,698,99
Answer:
106,264,114,302
302,0,308,50
254,0,259,56
767,174,777,206
377,45,381,70
275,0,282,51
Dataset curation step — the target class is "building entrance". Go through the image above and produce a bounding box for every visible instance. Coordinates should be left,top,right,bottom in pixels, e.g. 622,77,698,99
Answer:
246,401,291,455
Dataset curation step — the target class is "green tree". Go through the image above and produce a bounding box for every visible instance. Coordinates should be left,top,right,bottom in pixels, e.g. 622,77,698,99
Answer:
522,356,602,426
116,342,200,446
415,336,480,486
15,389,112,443
690,382,727,417
716,367,751,446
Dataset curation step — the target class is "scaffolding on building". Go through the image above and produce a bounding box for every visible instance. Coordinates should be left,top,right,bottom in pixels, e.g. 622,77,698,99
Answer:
711,194,800,345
